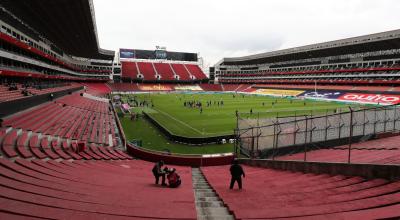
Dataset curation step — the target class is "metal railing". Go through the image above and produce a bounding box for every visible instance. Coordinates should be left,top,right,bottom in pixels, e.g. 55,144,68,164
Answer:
235,105,400,163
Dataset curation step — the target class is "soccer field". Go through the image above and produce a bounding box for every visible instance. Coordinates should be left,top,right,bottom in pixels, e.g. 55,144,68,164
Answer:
121,93,353,138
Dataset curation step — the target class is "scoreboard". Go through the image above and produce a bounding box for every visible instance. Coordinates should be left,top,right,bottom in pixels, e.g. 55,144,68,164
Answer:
119,47,197,62
155,50,167,59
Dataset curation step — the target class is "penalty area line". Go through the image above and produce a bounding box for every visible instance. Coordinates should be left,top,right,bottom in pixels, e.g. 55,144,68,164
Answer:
154,109,205,135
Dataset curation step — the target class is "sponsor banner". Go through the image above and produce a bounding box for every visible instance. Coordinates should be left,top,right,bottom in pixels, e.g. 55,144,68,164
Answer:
338,93,400,105
253,89,304,97
174,85,203,91
120,49,135,59
139,85,173,91
298,90,344,99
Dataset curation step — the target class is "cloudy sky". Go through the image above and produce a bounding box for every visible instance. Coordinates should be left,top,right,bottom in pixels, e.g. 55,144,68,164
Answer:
93,0,400,68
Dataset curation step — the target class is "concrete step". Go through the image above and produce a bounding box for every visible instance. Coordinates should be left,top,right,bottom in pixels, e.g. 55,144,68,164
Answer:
196,197,220,202
194,186,212,189
195,192,217,197
193,180,208,183
194,184,211,187
194,183,209,186
197,207,230,216
193,183,210,186
195,189,214,192
192,181,210,186
192,168,235,220
196,201,224,207
197,215,235,220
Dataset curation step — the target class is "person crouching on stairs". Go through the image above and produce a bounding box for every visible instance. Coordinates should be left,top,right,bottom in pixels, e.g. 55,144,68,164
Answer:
152,161,167,186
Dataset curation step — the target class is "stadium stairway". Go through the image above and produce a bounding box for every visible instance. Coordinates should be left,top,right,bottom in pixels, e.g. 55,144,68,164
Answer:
192,168,234,220
201,164,400,219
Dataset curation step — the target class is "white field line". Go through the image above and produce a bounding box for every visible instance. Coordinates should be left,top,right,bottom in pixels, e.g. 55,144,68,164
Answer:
154,109,205,135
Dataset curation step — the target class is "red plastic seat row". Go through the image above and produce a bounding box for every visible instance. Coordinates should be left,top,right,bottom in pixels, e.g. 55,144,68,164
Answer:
121,61,139,79
0,158,196,219
16,131,32,158
153,63,176,80
29,134,46,159
277,135,400,165
185,64,207,80
202,165,400,219
1,129,19,157
137,62,157,80
171,63,192,80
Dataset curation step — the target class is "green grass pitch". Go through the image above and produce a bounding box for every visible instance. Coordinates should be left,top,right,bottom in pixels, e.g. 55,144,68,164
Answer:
124,93,352,137
118,92,354,154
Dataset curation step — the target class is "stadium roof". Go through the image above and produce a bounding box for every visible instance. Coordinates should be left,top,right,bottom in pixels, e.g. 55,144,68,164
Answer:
1,0,114,60
221,29,400,66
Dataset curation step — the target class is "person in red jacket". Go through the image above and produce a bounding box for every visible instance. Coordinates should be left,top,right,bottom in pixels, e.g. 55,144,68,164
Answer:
166,168,181,188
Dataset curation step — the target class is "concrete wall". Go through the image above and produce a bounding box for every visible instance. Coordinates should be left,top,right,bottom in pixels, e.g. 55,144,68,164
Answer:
127,144,234,167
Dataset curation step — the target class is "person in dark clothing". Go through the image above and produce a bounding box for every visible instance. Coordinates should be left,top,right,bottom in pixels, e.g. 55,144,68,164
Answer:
229,159,245,189
152,161,166,186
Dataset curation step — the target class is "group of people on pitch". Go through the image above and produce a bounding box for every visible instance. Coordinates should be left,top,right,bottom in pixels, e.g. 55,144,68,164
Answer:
152,159,245,190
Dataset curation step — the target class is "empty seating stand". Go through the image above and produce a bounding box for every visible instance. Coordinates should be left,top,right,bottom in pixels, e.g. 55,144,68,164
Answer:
0,93,130,160
16,131,32,158
1,129,19,157
82,83,111,96
0,82,81,103
121,61,139,79
202,165,400,219
120,61,208,82
107,83,140,92
0,127,131,160
277,135,400,165
0,84,24,102
0,159,197,219
137,62,157,80
171,63,192,80
200,84,223,91
185,64,207,80
153,63,176,80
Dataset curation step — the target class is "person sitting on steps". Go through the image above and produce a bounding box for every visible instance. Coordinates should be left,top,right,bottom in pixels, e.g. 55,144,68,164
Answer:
165,168,181,188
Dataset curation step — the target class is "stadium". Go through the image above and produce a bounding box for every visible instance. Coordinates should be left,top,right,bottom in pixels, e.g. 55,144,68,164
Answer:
0,0,399,219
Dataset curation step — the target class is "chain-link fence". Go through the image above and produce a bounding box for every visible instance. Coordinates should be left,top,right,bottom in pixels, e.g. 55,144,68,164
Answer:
235,105,400,162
